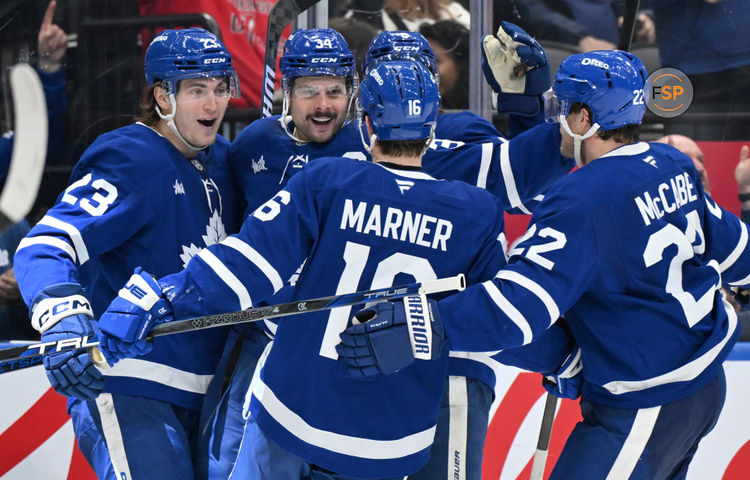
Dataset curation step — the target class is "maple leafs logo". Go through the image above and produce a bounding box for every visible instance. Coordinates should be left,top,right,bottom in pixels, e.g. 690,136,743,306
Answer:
202,209,227,246
179,209,228,268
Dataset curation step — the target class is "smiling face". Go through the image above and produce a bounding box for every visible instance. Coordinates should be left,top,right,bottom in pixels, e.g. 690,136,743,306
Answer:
288,76,349,144
155,76,230,156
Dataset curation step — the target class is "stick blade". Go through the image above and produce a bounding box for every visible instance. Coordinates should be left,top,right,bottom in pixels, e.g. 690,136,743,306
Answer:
0,63,48,226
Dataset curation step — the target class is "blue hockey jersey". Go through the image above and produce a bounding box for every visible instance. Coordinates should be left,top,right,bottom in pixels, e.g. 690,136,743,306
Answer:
231,116,573,390
158,158,507,477
14,123,240,409
440,141,747,408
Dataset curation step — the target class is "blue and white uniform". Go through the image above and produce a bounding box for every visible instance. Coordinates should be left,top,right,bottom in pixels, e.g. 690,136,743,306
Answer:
159,157,508,478
14,123,240,479
216,114,571,480
439,141,746,478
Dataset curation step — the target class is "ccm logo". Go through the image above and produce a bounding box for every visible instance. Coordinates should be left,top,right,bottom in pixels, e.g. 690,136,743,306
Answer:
204,58,227,64
311,58,337,63
581,58,609,69
40,299,90,323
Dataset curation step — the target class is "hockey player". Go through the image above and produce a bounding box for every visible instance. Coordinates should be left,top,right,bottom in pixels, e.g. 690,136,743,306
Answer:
193,28,365,480
210,26,573,480
339,50,746,479
97,60,510,479
13,28,241,480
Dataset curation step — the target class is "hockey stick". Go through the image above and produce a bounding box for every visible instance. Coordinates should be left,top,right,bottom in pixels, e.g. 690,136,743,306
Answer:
260,0,322,117
529,393,559,480
0,63,47,232
0,273,465,374
617,0,642,52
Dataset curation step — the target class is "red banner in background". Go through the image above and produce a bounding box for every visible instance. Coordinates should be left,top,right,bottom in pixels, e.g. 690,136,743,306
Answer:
139,0,291,109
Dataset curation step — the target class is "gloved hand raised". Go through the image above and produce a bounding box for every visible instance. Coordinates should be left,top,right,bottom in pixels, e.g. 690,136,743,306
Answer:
30,283,104,399
336,293,445,377
481,21,550,116
542,346,583,399
98,267,173,365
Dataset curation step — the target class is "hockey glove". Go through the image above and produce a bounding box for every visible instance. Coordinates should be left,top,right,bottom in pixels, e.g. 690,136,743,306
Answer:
481,21,550,117
30,283,104,399
542,346,583,400
336,294,445,377
98,267,173,365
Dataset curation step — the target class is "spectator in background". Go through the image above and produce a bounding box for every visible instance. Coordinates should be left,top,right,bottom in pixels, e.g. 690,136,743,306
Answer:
345,0,470,31
419,20,469,110
329,16,380,79
646,0,750,140
656,134,710,194
494,0,655,52
0,0,68,341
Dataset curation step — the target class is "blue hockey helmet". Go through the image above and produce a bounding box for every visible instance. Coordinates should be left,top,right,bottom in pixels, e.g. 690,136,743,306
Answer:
144,27,240,98
544,50,647,130
280,28,357,85
358,60,440,141
363,31,438,81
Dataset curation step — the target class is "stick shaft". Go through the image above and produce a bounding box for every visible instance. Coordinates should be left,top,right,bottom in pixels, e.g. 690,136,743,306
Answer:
0,274,465,374
530,393,559,480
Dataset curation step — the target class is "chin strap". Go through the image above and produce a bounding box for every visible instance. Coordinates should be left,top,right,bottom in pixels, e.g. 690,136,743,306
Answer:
280,91,310,144
357,115,375,154
559,114,600,167
156,94,205,152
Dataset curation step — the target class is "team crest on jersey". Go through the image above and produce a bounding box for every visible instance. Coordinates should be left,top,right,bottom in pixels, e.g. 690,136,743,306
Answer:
179,209,227,268
173,180,186,195
252,156,268,174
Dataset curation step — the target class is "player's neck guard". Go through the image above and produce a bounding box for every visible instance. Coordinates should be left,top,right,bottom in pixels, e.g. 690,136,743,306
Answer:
156,94,205,153
560,114,600,167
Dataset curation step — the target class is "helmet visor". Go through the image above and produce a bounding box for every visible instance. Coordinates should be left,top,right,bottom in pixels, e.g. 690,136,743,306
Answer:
543,89,570,123
161,70,241,99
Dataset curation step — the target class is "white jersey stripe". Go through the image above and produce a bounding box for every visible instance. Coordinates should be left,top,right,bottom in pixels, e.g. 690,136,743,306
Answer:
605,406,660,480
718,219,748,273
198,248,253,310
16,235,77,262
252,376,436,459
447,376,468,480
108,358,213,394
499,141,531,214
481,280,533,344
95,393,134,480
496,270,560,324
37,215,89,264
475,142,493,189
603,302,737,395
222,236,284,293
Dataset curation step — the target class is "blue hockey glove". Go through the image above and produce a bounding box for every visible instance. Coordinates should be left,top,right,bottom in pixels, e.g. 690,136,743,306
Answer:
336,294,445,377
481,21,550,117
542,346,583,400
30,283,104,399
98,267,173,365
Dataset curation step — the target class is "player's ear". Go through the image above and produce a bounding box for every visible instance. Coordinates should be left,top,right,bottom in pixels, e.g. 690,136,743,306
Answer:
365,115,373,136
153,84,171,114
